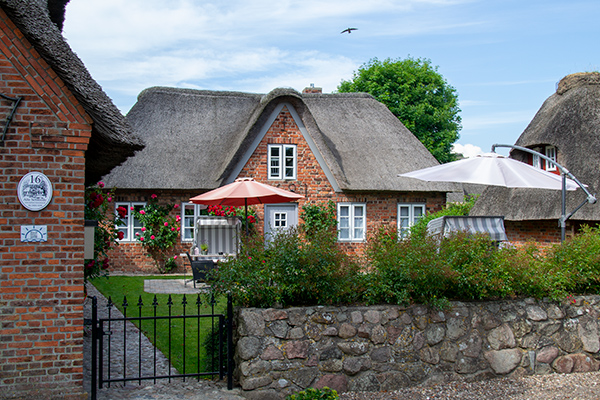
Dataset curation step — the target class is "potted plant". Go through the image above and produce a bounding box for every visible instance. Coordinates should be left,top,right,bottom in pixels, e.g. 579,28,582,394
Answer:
200,242,209,255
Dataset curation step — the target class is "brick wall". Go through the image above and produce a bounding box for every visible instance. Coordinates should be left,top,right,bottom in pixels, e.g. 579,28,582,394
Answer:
504,220,581,247
1,10,89,399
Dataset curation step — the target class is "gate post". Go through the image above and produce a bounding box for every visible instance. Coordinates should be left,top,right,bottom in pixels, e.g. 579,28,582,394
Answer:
90,296,97,400
226,293,233,390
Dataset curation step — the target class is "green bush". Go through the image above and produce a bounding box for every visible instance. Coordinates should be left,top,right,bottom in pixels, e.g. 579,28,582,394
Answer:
286,387,339,400
365,225,600,307
543,225,600,297
209,226,361,308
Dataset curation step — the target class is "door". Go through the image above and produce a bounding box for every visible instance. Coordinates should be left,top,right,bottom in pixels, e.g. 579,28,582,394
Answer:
264,204,298,241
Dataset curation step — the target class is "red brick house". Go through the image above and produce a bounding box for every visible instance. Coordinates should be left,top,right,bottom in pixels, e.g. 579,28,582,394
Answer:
102,86,457,272
471,73,600,245
0,1,142,398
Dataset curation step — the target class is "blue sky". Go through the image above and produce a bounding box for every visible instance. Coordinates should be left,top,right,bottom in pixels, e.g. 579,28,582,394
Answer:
63,0,600,158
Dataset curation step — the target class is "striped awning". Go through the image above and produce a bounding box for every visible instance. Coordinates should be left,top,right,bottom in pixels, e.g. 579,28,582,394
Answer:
427,216,507,241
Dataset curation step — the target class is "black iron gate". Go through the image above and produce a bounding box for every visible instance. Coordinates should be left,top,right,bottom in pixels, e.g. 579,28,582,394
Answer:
89,293,233,400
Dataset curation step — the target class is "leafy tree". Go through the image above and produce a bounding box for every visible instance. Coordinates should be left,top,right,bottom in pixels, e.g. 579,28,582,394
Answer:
338,57,461,163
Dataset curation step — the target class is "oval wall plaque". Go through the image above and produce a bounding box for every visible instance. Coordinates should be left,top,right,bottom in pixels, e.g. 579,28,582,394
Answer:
17,172,53,211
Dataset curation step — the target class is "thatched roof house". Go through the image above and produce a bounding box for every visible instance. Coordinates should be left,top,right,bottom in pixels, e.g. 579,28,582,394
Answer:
102,86,458,272
471,72,600,237
103,86,455,194
1,0,144,183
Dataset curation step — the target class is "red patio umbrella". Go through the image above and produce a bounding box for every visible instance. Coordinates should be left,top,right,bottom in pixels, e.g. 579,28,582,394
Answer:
189,178,304,235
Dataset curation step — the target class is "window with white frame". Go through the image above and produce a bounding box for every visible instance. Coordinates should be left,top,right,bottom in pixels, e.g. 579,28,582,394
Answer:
182,203,205,242
545,146,557,171
398,203,426,238
337,203,366,241
115,202,146,241
268,144,297,180
532,147,542,169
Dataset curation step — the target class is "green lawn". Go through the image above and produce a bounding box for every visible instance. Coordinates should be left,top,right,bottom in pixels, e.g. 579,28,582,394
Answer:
90,275,227,376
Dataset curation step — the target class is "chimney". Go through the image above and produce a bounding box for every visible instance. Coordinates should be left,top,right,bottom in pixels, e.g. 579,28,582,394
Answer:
302,83,322,94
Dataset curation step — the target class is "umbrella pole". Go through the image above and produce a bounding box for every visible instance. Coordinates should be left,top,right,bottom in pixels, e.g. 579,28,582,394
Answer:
245,198,249,237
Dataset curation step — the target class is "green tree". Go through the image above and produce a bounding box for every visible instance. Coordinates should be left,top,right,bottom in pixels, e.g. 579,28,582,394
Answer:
338,57,461,163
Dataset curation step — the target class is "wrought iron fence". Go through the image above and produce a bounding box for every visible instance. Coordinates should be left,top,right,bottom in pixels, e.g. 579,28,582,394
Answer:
89,293,233,400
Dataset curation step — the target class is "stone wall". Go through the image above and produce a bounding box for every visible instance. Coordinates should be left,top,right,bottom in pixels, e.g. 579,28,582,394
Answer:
235,296,600,399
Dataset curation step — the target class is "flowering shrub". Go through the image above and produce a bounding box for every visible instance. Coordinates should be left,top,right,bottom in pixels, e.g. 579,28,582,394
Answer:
84,181,122,282
206,204,257,233
209,226,362,308
132,194,181,273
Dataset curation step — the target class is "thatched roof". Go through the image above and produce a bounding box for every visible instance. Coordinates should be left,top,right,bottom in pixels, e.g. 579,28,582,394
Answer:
102,86,456,193
1,0,144,184
471,72,600,221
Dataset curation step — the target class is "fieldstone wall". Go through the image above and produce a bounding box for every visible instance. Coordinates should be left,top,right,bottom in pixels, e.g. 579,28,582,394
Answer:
235,296,600,399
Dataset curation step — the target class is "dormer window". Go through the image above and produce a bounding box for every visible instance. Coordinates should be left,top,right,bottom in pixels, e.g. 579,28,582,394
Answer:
268,144,297,180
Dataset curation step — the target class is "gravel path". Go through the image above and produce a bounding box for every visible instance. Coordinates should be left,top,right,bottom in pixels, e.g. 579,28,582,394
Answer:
340,371,600,399
85,283,600,399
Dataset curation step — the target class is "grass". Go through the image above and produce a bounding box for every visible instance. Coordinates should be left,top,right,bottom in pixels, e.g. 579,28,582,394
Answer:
90,275,227,376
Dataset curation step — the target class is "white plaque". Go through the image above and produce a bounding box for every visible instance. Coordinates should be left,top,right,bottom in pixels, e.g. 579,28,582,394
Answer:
21,225,48,242
17,172,53,211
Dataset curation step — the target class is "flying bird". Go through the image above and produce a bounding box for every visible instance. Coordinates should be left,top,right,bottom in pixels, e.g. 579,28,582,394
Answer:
340,28,357,34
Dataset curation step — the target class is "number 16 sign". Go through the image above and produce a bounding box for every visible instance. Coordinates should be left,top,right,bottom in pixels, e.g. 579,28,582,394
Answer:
17,171,53,211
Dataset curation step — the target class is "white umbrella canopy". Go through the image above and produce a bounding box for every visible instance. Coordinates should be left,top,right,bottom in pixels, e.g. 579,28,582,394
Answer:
399,152,580,191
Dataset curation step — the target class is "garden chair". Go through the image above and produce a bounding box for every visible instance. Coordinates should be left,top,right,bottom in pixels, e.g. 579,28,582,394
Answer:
185,252,214,288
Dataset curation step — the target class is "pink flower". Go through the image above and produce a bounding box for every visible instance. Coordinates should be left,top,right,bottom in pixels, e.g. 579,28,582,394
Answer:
174,204,179,209
141,227,146,232
139,210,146,215
151,194,157,199
150,235,155,240
176,215,181,222
131,206,135,211
108,197,112,202
177,227,180,231
248,256,252,260
171,227,176,231
98,181,105,188
174,255,178,260
135,232,140,236
140,237,144,241
164,222,169,227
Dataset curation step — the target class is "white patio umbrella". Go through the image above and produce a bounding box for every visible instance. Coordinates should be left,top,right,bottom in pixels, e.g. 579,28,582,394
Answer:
399,144,597,242
399,152,580,190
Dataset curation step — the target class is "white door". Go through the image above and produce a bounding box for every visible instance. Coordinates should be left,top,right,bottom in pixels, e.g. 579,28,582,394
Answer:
264,204,298,241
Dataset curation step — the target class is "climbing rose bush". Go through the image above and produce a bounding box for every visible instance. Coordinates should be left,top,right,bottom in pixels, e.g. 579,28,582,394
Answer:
132,194,181,273
84,181,122,282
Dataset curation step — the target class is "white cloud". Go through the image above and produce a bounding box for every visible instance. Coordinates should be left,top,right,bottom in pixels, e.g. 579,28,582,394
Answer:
452,143,483,158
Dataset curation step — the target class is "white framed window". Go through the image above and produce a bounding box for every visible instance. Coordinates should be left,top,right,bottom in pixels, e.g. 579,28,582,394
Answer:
273,212,287,228
182,203,205,242
337,203,366,241
398,203,426,238
115,202,146,241
532,147,542,169
545,146,557,171
268,144,297,180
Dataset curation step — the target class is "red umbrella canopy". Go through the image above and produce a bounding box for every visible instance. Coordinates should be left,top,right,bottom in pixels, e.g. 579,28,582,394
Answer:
189,178,304,207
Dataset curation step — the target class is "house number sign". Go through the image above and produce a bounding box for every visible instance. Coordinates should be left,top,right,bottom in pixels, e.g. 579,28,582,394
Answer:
17,171,53,211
